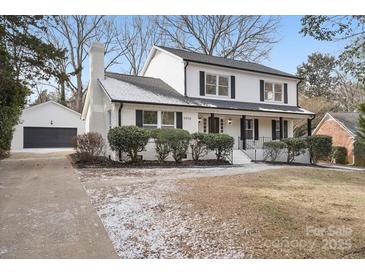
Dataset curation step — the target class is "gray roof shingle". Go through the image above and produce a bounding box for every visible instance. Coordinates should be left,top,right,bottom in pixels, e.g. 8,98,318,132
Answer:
100,72,313,116
330,112,359,135
157,46,299,79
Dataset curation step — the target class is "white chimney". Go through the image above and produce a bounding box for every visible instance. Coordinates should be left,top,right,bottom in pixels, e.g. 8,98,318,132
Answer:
87,42,105,132
89,42,105,87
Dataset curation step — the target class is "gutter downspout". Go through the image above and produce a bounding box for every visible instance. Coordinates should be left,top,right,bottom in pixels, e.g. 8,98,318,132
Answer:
184,61,189,96
118,103,123,161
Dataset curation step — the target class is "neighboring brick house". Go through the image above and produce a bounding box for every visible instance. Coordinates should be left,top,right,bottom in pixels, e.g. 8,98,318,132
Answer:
313,112,359,164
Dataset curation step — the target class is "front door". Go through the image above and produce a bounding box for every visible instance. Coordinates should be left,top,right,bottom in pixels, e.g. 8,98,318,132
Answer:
208,117,220,133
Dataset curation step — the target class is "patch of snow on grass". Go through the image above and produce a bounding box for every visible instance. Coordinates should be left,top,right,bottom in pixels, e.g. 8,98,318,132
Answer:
80,164,279,258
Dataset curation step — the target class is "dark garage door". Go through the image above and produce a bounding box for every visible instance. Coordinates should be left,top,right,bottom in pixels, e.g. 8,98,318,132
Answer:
23,127,77,148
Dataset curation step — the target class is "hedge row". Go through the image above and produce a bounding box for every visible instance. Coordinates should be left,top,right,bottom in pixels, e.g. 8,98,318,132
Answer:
263,135,333,164
107,126,234,163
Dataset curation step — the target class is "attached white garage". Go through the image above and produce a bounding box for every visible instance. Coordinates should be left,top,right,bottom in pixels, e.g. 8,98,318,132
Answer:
11,101,85,151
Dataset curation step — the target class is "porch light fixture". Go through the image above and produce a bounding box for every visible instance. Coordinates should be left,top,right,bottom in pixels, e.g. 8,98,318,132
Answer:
227,118,232,125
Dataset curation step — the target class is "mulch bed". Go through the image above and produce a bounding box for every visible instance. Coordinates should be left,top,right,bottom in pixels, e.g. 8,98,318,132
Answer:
69,153,231,169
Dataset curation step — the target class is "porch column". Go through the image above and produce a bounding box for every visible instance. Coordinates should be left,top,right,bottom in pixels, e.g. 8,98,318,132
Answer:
240,115,246,150
307,118,312,136
279,117,283,140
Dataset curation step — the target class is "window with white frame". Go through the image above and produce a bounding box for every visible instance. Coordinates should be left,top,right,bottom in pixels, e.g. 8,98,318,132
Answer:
143,111,158,129
265,82,283,102
107,110,112,129
205,74,229,97
245,119,254,140
161,111,175,128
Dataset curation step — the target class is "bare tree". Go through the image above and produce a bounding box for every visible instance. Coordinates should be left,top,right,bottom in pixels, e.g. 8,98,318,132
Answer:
115,16,163,75
334,71,365,112
46,16,124,112
155,15,279,62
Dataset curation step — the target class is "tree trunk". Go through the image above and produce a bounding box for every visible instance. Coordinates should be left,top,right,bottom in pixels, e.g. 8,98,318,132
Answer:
76,72,83,113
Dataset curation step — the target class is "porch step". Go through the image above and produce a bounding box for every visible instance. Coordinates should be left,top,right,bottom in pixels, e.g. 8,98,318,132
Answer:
232,149,252,165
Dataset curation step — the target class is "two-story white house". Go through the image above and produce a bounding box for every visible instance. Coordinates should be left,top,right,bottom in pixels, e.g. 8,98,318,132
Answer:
82,43,314,163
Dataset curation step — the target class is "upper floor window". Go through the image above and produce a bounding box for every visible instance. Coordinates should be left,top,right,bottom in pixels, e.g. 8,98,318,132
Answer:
143,111,158,129
265,82,283,102
205,74,229,97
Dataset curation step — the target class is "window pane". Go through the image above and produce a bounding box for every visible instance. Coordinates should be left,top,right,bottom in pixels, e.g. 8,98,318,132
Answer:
275,91,282,101
162,111,174,125
218,86,228,96
143,111,157,125
206,74,216,85
264,82,273,91
245,119,253,129
206,85,216,95
274,84,282,92
219,76,229,86
276,121,280,130
265,91,273,100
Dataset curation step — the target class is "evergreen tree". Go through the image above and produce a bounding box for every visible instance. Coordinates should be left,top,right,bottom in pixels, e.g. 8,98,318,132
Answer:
0,16,64,157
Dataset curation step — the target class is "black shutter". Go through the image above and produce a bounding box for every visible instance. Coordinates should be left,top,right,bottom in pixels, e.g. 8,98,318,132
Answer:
254,119,259,140
230,75,235,99
199,71,205,96
272,120,276,140
176,112,183,129
240,116,246,150
260,80,265,101
284,83,288,104
284,120,288,138
136,110,143,127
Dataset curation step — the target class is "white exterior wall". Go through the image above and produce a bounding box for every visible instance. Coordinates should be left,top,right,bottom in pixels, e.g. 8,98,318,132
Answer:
186,63,299,106
11,102,85,151
105,102,305,162
106,103,199,160
143,50,185,95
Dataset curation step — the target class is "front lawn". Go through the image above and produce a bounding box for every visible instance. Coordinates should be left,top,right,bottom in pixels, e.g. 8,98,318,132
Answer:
77,165,365,258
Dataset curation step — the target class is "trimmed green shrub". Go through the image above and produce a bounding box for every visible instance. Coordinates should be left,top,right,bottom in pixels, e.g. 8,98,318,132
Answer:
72,132,105,161
205,133,234,161
190,132,208,161
306,135,332,164
282,138,307,163
331,146,348,164
162,128,191,163
151,129,171,162
354,139,365,166
108,126,150,162
263,141,286,162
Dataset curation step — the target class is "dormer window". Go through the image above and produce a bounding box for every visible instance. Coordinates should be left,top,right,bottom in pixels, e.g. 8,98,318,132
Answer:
205,74,229,97
264,82,283,102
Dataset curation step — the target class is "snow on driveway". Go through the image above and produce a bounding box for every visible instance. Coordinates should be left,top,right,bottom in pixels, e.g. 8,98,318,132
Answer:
78,163,281,258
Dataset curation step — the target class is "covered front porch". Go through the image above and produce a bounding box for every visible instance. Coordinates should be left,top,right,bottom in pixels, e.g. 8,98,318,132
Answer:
197,111,314,161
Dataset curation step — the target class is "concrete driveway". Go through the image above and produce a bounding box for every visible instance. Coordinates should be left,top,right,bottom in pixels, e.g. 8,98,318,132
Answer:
0,152,117,258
